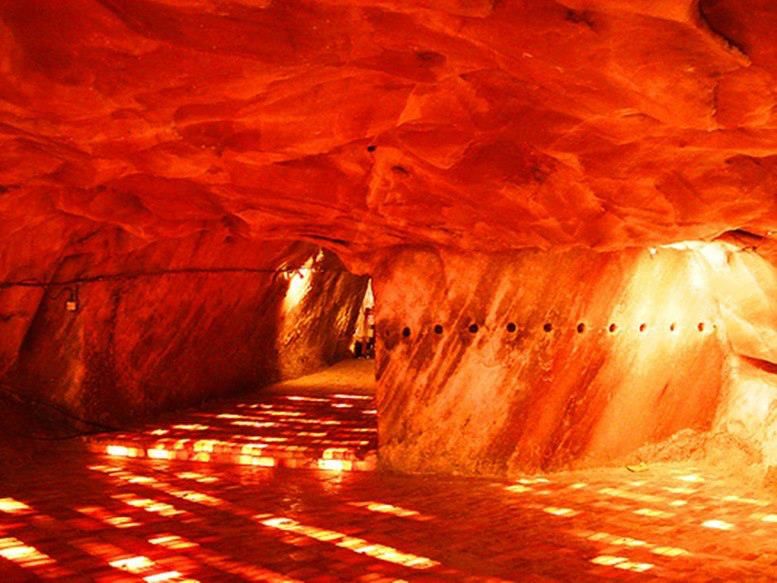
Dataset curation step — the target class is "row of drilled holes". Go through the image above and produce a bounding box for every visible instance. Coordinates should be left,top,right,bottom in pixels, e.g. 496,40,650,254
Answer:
401,321,710,338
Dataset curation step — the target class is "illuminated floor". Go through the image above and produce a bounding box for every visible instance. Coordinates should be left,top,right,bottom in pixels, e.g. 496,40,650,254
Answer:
85,390,378,471
2,454,777,581
2,369,777,581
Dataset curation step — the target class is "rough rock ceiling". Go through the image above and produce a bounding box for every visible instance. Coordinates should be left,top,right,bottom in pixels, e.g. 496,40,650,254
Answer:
1,0,776,273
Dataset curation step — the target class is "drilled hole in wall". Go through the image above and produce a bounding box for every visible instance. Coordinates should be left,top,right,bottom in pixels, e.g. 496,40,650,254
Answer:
469,323,479,334
506,322,517,333
402,326,411,338
577,323,585,334
433,324,443,335
697,322,705,332
609,323,617,333
639,323,647,333
543,323,553,333
367,144,377,152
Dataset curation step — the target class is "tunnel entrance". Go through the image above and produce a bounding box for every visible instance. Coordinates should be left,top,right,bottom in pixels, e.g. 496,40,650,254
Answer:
275,246,374,386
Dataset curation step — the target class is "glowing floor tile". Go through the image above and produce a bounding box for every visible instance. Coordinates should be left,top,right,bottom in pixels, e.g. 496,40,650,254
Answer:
113,494,186,517
664,486,696,494
591,555,626,566
0,497,32,514
0,537,55,567
176,472,218,484
106,444,142,458
110,555,154,573
721,495,769,507
615,560,653,572
318,459,353,471
148,534,199,550
144,571,188,582
634,508,674,518
517,477,550,485
678,474,704,483
543,506,580,517
591,555,653,572
610,536,646,548
110,554,199,582
258,516,439,569
349,501,432,521
238,455,276,467
76,506,140,529
652,546,689,557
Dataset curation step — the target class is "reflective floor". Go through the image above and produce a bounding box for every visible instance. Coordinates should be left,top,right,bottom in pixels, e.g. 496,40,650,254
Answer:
85,391,378,472
2,377,777,581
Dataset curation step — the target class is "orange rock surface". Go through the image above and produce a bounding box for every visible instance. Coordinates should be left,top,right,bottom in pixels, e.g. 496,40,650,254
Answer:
1,1,776,471
1,0,775,275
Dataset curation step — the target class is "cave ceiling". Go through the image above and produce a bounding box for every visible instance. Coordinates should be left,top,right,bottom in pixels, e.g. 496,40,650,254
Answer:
1,0,776,273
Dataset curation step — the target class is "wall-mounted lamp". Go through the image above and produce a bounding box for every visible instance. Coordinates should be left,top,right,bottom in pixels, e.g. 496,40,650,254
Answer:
63,286,79,312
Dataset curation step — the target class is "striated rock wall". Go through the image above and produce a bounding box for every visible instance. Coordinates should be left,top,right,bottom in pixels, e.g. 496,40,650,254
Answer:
374,243,776,476
0,234,366,429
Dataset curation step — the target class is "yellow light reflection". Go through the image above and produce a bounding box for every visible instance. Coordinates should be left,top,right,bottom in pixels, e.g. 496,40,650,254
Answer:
591,555,653,573
653,546,689,557
702,519,734,530
149,534,199,550
106,444,142,458
77,506,140,529
678,474,704,483
0,497,32,514
238,455,276,467
580,530,688,558
318,459,352,471
177,472,218,484
110,555,154,573
113,494,185,517
543,506,580,517
634,508,674,518
0,537,55,567
109,553,199,583
144,571,191,583
349,501,432,521
258,516,439,569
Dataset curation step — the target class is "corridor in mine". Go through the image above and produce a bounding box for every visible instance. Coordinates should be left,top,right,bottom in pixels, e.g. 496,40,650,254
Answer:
1,363,776,582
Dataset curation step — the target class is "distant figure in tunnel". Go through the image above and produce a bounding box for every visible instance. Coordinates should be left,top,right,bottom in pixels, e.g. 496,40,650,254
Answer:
354,306,375,359
365,307,375,359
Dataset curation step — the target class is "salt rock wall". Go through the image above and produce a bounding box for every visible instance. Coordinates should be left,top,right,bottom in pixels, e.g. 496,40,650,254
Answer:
710,242,777,466
374,246,734,475
0,235,366,428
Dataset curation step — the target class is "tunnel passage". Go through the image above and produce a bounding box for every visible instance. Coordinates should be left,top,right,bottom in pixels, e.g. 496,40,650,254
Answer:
0,236,369,436
373,241,777,477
